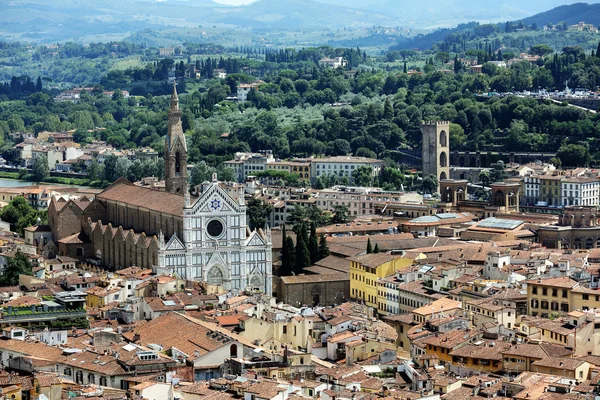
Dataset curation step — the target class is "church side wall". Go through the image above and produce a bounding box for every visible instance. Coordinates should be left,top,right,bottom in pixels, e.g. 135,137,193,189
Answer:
89,224,158,270
100,199,182,239
53,205,83,241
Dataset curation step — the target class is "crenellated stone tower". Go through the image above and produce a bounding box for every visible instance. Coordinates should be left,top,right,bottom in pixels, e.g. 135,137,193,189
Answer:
421,120,450,193
164,82,188,195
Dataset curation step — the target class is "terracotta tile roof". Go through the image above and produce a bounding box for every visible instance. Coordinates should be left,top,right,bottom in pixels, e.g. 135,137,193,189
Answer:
245,380,286,398
280,273,348,284
397,281,443,299
3,295,42,308
86,286,122,297
313,255,350,272
35,373,63,387
58,232,90,245
225,296,248,306
383,313,414,324
412,297,461,316
317,221,399,234
348,253,404,268
328,314,358,326
328,331,359,343
215,315,242,327
0,375,33,391
532,356,586,370
180,382,214,395
97,179,184,216
123,312,235,359
501,343,572,359
143,297,185,312
440,386,475,400
422,329,479,349
270,230,296,250
449,341,511,360
523,276,579,288
60,349,127,375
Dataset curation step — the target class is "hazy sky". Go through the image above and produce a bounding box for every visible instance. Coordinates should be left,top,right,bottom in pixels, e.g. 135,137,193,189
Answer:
214,0,255,4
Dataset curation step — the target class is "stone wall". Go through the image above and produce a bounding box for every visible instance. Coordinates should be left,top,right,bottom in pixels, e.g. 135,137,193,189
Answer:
275,276,349,307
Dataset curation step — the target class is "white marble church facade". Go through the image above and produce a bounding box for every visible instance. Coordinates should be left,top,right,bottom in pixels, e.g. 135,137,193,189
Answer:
157,175,273,295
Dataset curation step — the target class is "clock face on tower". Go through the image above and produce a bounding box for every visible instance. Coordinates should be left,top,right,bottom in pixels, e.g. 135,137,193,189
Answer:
209,198,222,212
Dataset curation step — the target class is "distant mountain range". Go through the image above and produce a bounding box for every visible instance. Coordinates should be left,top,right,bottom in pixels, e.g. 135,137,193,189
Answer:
520,2,600,26
393,2,600,51
1,0,600,44
316,0,596,24
0,0,396,42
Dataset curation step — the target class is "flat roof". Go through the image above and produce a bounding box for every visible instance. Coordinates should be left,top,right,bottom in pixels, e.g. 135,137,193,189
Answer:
476,217,524,231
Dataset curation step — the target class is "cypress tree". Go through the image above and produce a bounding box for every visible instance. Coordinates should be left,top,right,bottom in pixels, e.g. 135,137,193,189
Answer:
300,222,309,248
280,224,292,276
373,243,380,254
403,61,407,74
383,97,393,120
597,42,600,58
454,56,461,74
318,234,330,260
286,235,296,273
308,222,319,264
294,225,310,275
366,238,372,254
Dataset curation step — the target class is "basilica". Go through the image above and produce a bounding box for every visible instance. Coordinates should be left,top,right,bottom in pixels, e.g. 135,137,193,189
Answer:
49,84,273,295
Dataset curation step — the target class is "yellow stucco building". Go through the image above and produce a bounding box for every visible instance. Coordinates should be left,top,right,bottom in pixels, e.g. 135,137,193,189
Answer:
349,254,412,309
524,276,600,318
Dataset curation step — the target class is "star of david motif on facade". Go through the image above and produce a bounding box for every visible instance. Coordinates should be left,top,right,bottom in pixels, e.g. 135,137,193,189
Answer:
209,198,222,212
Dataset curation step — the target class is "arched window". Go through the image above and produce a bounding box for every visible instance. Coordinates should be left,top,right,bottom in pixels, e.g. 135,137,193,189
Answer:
440,171,448,181
175,152,181,174
439,130,447,147
440,151,448,168
230,344,238,358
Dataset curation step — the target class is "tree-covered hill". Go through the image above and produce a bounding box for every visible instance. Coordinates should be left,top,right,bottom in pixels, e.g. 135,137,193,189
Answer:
392,2,600,52
520,3,600,27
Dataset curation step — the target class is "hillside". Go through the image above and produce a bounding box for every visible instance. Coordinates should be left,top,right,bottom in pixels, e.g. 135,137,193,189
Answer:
0,0,397,43
391,2,600,51
520,3,600,27
316,0,596,25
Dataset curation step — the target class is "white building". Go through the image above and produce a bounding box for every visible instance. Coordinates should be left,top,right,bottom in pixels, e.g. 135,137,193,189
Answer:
319,57,347,69
562,177,599,206
31,145,84,171
377,275,402,315
224,151,275,182
158,175,273,295
213,69,227,79
237,83,260,102
314,186,403,217
310,156,383,185
524,175,540,205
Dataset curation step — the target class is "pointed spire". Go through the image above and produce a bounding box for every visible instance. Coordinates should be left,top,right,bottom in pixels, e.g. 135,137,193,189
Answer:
185,187,191,208
158,230,165,250
170,81,179,111
265,223,272,244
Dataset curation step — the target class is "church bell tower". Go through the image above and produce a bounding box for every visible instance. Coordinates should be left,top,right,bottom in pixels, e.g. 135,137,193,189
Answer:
165,82,188,195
